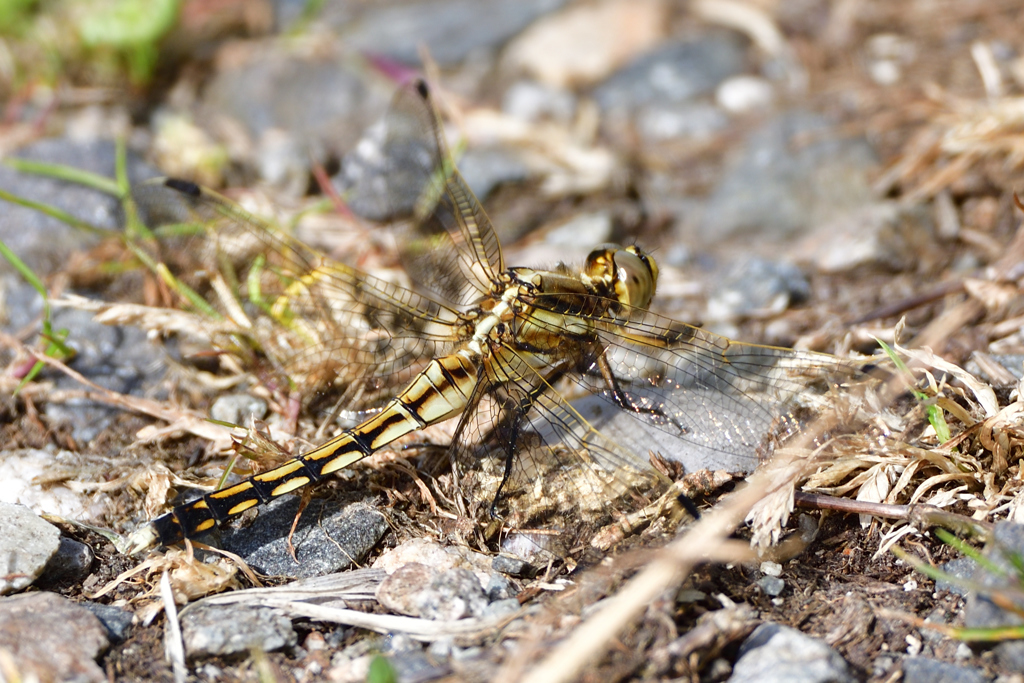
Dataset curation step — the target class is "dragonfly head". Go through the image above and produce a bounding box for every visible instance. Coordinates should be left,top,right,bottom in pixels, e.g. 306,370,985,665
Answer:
585,244,659,310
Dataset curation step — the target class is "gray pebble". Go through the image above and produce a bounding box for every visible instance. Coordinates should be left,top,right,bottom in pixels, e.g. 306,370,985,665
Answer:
0,592,109,683
701,110,877,242
41,536,94,585
209,393,268,426
82,602,134,643
491,553,535,578
180,603,296,658
756,576,785,597
339,0,565,66
416,567,489,621
728,623,856,683
902,656,988,683
0,503,61,595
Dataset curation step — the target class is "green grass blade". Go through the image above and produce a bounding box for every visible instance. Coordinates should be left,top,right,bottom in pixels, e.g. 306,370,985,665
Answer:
0,188,107,235
3,157,121,196
0,238,75,395
127,242,220,319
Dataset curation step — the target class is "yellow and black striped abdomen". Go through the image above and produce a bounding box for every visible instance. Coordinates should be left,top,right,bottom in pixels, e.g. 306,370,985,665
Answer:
150,353,479,545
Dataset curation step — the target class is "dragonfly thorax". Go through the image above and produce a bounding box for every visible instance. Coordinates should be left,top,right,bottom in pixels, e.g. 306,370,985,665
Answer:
583,244,659,310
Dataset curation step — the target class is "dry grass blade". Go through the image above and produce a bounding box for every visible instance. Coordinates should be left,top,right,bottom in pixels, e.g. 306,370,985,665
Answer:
191,568,519,642
161,571,188,683
195,568,385,606
0,330,235,450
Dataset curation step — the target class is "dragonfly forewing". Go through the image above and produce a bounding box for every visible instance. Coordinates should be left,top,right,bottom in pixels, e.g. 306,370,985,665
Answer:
379,80,505,306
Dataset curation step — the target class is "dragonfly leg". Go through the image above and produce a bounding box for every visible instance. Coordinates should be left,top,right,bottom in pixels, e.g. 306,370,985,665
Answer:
595,349,688,434
488,405,523,519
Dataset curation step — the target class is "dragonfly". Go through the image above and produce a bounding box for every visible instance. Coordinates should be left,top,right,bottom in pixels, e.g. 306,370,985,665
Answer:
125,79,861,553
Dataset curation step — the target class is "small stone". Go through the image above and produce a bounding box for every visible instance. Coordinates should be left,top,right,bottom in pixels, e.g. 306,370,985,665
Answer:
701,110,878,243
705,258,809,322
209,393,268,426
594,34,746,112
795,202,935,273
505,0,664,88
756,576,785,597
635,101,728,143
964,521,1024,670
482,598,521,620
181,604,297,658
0,592,109,683
759,561,783,577
376,563,438,617
416,568,489,621
491,553,535,578
257,128,308,197
342,0,566,67
502,80,576,124
716,75,774,114
902,657,987,683
485,573,516,601
0,503,61,595
730,623,856,683
375,563,491,621
0,451,112,530
202,54,385,164
82,602,134,643
458,147,530,201
374,537,493,577
935,557,977,596
0,139,157,277
385,648,452,682
37,304,169,444
41,536,95,585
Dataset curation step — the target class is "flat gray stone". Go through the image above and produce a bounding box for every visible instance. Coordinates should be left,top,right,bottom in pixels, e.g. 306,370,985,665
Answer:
0,502,61,595
701,110,878,243
180,603,297,658
902,657,987,683
82,602,134,643
202,55,387,163
0,592,109,683
595,35,747,113
416,567,489,621
729,623,856,683
705,257,810,322
377,564,489,620
219,498,388,578
339,0,566,66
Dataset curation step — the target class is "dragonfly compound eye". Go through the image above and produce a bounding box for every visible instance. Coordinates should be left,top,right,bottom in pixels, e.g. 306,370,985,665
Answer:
613,247,658,309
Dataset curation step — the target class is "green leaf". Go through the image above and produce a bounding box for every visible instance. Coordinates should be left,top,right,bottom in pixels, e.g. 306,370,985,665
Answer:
366,656,397,683
78,0,180,49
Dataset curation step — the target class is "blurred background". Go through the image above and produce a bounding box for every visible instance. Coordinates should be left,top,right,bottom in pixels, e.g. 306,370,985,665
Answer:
5,0,1021,359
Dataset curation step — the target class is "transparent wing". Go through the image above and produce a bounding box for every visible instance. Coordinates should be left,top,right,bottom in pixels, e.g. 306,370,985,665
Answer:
528,293,865,474
377,79,505,306
132,178,463,400
437,342,664,532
